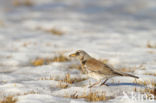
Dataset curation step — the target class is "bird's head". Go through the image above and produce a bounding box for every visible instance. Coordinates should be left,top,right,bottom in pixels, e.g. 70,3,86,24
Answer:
69,50,91,61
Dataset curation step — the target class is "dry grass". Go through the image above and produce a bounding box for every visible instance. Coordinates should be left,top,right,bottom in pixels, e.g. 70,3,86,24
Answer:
46,28,64,36
144,73,156,76
134,79,156,99
82,91,106,102
57,82,68,89
65,90,113,102
35,27,65,36
40,73,86,84
0,96,17,103
40,75,55,80
136,80,156,87
144,88,156,99
32,55,70,66
13,0,33,7
32,58,45,66
134,87,156,100
0,91,38,103
147,41,156,48
40,76,69,88
136,80,149,86
63,73,87,84
23,91,38,95
51,55,70,62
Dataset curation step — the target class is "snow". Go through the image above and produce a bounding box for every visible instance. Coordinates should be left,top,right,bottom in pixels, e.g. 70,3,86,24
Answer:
0,0,156,103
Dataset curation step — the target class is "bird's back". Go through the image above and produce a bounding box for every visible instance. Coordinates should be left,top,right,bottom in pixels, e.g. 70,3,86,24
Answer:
85,58,116,75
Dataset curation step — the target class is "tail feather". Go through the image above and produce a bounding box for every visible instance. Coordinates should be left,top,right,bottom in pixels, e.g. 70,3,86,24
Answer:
114,71,139,79
122,73,139,79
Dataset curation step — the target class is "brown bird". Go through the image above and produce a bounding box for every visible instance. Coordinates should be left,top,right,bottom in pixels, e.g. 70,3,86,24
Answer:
69,50,139,88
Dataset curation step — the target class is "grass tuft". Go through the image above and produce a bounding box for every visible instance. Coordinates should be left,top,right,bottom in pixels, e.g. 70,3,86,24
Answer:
137,87,156,100
144,73,156,76
51,55,69,62
40,75,54,80
0,91,38,103
46,28,64,36
63,73,87,84
147,41,156,48
65,90,113,102
13,0,33,7
0,96,17,103
32,55,70,66
57,82,68,89
32,58,44,66
23,91,38,95
40,76,69,88
136,80,156,87
144,88,156,98
40,73,86,84
82,91,106,102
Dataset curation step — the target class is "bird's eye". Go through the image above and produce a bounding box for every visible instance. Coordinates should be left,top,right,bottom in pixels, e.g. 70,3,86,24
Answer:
76,52,80,55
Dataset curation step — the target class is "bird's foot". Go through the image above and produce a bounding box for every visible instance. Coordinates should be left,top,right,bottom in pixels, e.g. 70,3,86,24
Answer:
100,81,109,86
88,84,97,88
100,83,109,86
88,81,101,88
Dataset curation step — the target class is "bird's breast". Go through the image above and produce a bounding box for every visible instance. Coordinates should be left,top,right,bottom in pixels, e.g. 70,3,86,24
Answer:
87,72,104,80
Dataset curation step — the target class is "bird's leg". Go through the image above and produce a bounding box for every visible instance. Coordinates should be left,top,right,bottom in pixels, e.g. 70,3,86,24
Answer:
100,78,109,86
89,80,101,88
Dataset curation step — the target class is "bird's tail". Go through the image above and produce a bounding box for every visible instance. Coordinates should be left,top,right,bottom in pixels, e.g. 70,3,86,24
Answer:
114,71,139,79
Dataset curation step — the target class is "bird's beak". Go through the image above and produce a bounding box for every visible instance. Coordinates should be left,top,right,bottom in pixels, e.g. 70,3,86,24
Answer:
69,53,76,57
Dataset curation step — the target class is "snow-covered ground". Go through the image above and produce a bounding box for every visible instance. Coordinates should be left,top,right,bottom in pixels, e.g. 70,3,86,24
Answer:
0,0,156,103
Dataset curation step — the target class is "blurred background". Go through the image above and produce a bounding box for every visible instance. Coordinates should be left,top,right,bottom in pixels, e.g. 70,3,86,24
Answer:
0,0,156,67
0,0,156,33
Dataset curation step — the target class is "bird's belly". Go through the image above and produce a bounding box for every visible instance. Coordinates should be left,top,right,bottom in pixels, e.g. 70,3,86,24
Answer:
88,72,105,81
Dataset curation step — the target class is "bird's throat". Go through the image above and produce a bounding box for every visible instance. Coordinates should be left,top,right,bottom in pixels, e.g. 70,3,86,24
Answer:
81,60,87,65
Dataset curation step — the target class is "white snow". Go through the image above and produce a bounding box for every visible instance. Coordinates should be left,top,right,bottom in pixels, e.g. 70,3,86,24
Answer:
0,0,156,103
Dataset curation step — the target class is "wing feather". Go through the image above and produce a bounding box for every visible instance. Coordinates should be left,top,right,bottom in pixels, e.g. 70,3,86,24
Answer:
85,58,115,75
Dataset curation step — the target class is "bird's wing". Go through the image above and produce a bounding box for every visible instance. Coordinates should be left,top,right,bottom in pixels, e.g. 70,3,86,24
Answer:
86,58,115,75
85,58,139,78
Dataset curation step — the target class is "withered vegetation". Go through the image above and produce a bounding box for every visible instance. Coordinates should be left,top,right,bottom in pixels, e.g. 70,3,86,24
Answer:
64,90,113,102
0,90,38,103
57,82,69,89
147,41,156,48
46,28,64,36
144,73,156,76
0,96,17,103
63,73,87,84
134,86,156,100
40,73,87,85
136,80,156,86
13,0,33,7
32,54,70,66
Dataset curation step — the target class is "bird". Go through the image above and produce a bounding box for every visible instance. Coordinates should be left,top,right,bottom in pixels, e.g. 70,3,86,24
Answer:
69,50,139,88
